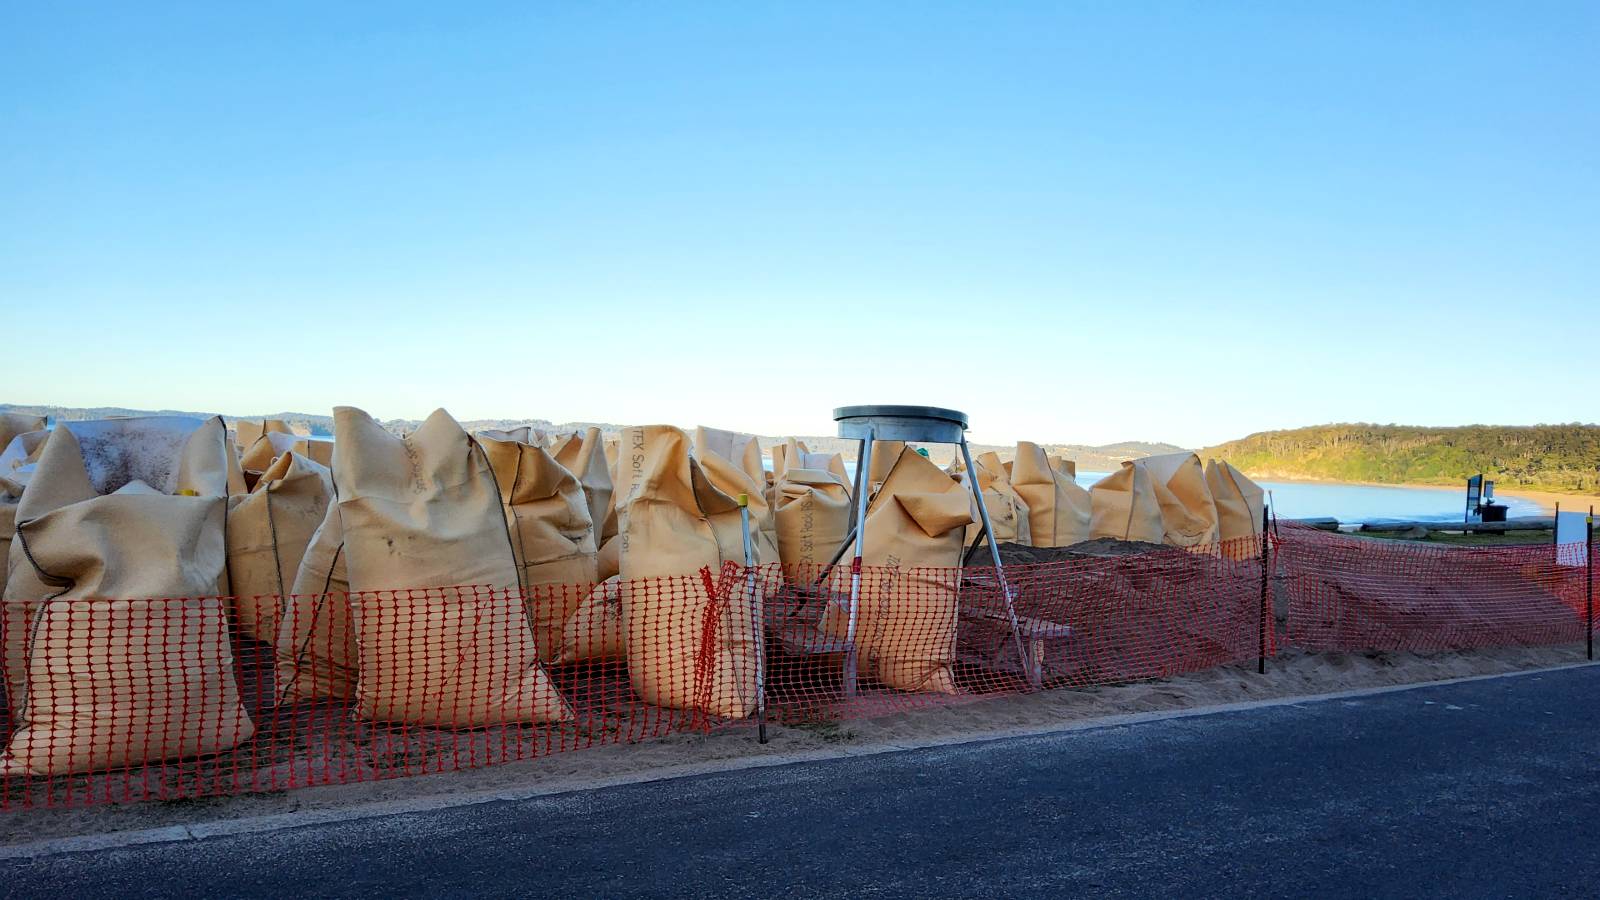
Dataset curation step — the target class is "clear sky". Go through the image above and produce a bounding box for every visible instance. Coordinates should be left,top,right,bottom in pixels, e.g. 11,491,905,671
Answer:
3,3,1595,447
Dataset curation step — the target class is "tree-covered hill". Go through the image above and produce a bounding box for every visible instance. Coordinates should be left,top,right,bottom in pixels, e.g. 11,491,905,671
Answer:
1202,424,1600,494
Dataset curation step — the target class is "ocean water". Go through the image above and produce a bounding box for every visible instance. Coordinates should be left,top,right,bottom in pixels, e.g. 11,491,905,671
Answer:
820,461,1542,524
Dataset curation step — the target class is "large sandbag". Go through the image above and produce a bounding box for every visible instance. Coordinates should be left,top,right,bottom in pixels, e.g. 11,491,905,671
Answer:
226,451,334,642
334,407,571,726
0,430,49,600
1052,456,1076,478
693,426,764,483
822,448,972,694
240,431,334,476
235,418,291,453
2,416,253,776
616,425,760,718
1206,459,1265,559
1138,452,1220,548
694,431,780,567
0,414,44,455
1089,461,1167,543
550,427,614,550
558,575,625,663
274,499,357,703
479,434,598,662
1011,441,1091,548
866,440,906,490
962,451,1031,547
773,467,852,572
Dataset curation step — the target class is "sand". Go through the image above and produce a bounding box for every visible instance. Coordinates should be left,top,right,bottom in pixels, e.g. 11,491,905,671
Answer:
1497,488,1600,517
2,643,1588,849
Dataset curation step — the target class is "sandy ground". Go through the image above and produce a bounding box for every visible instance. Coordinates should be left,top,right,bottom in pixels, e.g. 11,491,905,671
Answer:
1,643,1588,849
1499,488,1600,516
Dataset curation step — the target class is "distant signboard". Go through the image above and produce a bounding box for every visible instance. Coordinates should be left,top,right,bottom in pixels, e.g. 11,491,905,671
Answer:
1464,474,1483,522
1555,511,1591,568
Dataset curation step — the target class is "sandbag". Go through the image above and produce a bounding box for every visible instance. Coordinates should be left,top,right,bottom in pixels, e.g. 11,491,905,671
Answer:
1011,441,1091,548
773,467,852,573
822,447,972,694
226,451,334,642
1053,456,1077,479
1088,461,1167,543
615,425,760,718
274,499,357,703
1,416,253,776
0,414,44,456
962,451,1031,547
1138,452,1220,548
479,434,598,662
694,431,780,567
866,440,906,490
693,426,764,483
550,427,614,550
596,533,621,582
334,407,570,726
558,575,625,663
235,418,291,454
0,430,49,600
1206,459,1265,560
240,431,334,477
479,426,549,447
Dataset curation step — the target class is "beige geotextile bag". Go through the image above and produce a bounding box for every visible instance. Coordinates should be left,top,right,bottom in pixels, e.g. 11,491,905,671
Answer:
551,427,614,549
695,436,780,567
274,499,357,703
479,434,598,662
616,425,760,718
2,416,254,776
235,418,290,454
1138,452,1220,549
1053,456,1076,478
773,468,852,573
694,426,764,482
822,447,972,694
867,440,906,490
0,414,44,457
558,575,625,663
962,451,1031,547
226,452,334,642
1089,461,1167,543
240,432,334,477
1011,441,1090,548
0,430,49,600
1206,459,1265,560
334,407,571,726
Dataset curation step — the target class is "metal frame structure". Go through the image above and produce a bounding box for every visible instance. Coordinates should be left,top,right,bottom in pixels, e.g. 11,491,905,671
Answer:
828,405,1031,697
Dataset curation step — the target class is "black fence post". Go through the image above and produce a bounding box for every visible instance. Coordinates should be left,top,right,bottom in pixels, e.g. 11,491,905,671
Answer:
1587,509,1594,662
1259,505,1270,674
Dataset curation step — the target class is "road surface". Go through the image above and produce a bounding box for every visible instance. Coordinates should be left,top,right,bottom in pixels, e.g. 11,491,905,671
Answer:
4,666,1597,898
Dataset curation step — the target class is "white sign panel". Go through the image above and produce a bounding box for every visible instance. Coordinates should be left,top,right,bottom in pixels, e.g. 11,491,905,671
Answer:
1555,511,1591,568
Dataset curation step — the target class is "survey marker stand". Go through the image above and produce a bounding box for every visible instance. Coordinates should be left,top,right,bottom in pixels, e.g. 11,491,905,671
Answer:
829,405,1031,697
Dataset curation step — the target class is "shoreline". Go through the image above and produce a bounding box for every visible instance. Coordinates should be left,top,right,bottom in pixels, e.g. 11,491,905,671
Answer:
1243,473,1600,516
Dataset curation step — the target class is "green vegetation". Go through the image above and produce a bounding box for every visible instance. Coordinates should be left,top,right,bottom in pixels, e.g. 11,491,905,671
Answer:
1352,529,1556,547
1203,423,1600,494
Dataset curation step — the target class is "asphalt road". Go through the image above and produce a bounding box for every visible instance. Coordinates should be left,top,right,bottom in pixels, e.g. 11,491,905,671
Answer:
5,666,1598,898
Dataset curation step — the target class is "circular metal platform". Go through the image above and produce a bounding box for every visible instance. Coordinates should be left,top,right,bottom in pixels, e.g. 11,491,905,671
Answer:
832,405,969,443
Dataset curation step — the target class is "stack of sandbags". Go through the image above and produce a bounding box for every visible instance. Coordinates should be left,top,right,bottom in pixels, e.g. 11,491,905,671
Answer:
565,425,761,718
822,447,973,694
959,451,1031,548
1090,452,1219,549
771,438,851,490
478,432,598,663
772,465,852,574
1206,459,1266,559
1010,441,1091,548
277,408,571,726
226,451,334,642
2,416,254,776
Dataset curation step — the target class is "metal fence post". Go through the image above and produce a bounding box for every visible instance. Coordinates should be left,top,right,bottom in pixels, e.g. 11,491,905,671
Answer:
1259,504,1269,674
1587,509,1594,662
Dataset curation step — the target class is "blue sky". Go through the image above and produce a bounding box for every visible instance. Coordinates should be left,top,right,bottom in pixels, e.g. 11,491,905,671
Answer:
3,3,1595,446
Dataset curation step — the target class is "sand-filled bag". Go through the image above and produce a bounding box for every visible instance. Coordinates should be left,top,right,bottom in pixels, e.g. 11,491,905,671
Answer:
1206,459,1265,559
773,467,852,573
333,407,570,726
1011,441,1091,548
275,498,357,703
234,419,290,454
226,451,334,641
239,431,333,477
694,432,780,567
551,427,614,550
0,429,50,600
479,434,598,662
1,416,254,776
1089,461,1167,544
616,425,761,718
961,451,1031,548
822,447,972,694
1138,452,1220,549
